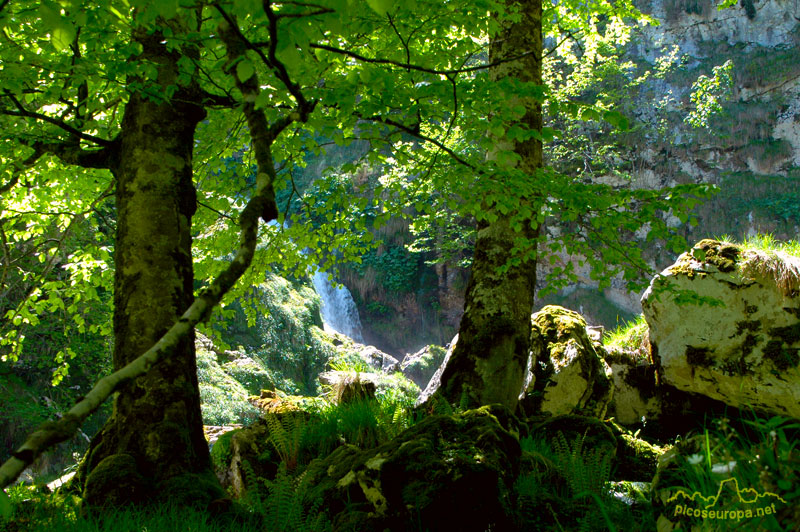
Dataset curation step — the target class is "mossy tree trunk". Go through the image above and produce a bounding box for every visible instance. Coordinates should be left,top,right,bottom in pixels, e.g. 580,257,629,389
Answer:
430,0,542,410
72,22,222,508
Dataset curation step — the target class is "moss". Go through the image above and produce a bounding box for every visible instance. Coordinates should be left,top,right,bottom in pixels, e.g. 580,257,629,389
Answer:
685,345,714,367
82,453,148,508
305,405,521,531
734,320,761,335
210,429,239,471
763,341,800,371
156,470,225,508
764,323,800,370
692,239,741,273
606,420,665,482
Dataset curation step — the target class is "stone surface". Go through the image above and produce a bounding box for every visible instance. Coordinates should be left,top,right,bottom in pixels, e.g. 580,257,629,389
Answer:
641,239,800,419
520,306,613,418
604,348,663,426
399,344,447,388
303,405,521,532
415,334,458,407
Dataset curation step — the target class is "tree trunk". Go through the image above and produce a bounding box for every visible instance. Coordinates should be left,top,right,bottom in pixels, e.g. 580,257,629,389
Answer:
426,0,542,410
72,24,222,508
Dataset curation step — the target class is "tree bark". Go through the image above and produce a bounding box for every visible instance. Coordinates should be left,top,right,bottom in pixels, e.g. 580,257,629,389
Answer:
71,23,222,508
425,0,542,410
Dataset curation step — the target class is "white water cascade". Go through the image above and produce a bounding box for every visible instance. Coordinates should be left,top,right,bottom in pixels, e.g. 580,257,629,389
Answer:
311,270,364,342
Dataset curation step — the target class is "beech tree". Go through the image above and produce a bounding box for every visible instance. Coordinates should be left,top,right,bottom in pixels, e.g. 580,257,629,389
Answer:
427,0,541,409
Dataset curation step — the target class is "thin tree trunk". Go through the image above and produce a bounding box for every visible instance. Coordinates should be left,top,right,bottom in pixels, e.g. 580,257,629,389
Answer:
426,0,542,410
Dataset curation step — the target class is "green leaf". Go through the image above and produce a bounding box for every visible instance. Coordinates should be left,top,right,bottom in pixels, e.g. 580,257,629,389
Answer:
0,489,11,520
51,22,76,52
156,0,179,19
365,0,392,16
236,59,255,82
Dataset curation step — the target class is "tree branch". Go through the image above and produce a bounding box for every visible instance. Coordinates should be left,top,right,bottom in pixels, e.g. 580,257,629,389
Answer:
0,146,45,195
262,0,312,119
31,139,119,170
360,113,477,171
309,43,538,75
1,92,115,147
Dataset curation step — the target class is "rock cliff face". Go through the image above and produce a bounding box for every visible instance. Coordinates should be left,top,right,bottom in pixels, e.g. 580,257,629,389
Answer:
538,0,800,325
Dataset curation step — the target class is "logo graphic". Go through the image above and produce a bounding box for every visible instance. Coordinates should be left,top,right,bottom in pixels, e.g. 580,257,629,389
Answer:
668,478,786,521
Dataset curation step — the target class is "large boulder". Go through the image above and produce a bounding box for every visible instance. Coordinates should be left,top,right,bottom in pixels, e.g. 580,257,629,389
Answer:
520,306,614,418
304,405,522,532
641,239,800,419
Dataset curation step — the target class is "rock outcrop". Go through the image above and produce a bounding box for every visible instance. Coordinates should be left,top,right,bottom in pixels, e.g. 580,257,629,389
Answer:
303,405,521,532
642,239,800,419
520,306,614,419
399,344,447,388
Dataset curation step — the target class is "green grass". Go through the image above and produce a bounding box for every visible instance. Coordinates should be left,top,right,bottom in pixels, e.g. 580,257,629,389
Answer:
603,314,649,360
660,410,800,531
0,485,263,532
717,234,800,296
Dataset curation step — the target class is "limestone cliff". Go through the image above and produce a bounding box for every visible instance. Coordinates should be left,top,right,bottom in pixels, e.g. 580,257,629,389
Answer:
539,0,800,324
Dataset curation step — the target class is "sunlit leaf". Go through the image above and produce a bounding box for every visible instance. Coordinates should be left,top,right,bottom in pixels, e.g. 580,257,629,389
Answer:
365,0,392,16
51,22,76,51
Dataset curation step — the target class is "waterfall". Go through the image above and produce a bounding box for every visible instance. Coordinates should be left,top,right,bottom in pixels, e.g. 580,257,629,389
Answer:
311,270,364,342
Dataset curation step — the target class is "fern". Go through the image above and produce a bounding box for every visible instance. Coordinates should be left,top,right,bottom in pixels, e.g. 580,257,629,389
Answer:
265,412,308,471
259,466,332,532
550,430,615,532
550,430,613,500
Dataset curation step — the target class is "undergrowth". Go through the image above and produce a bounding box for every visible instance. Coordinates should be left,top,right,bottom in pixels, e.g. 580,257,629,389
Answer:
4,397,799,531
662,410,799,531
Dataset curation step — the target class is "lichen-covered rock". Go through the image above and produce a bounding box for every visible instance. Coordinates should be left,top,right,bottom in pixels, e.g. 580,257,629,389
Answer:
304,405,522,532
641,239,800,419
400,344,447,388
520,306,613,418
604,348,663,426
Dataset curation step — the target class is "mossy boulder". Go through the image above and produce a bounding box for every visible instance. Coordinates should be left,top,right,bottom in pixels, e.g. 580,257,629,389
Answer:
304,404,522,531
520,306,613,419
212,409,313,498
642,239,800,419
